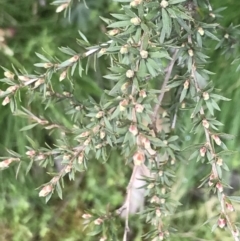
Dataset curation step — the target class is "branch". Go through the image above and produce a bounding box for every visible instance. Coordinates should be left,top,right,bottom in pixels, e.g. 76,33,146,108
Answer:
151,49,179,131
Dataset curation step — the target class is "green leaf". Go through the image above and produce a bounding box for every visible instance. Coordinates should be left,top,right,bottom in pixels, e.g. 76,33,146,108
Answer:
211,93,231,101
168,136,179,142
228,196,240,203
205,100,214,115
108,20,130,28
35,52,50,62
78,30,89,43
169,0,186,4
20,123,39,131
179,88,187,102
162,8,172,38
111,13,130,20
188,150,199,161
123,6,137,18
26,159,34,175
205,30,220,41
56,182,63,199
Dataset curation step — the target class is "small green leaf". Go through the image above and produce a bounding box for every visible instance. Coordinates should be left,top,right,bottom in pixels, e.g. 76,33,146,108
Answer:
169,0,186,4
20,123,39,131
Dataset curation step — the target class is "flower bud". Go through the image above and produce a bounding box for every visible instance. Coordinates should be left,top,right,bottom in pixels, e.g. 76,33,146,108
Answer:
95,144,102,149
129,124,138,136
130,0,142,7
126,69,134,78
130,17,141,26
2,96,10,106
218,218,226,228
0,158,14,168
94,218,103,225
59,70,67,81
161,187,166,195
156,208,161,217
100,236,107,241
188,49,194,57
35,154,45,161
120,45,128,54
150,195,160,204
216,182,223,192
226,202,234,212
119,99,128,111
56,3,68,13
78,152,84,164
217,158,223,166
46,91,51,96
121,82,129,92
63,91,71,97
93,125,100,133
80,131,90,138
203,92,210,100
18,75,30,81
26,150,36,157
198,27,204,36
224,34,229,39
202,119,209,129
200,147,207,157
63,154,71,161
209,12,215,18
233,228,239,237
4,71,14,79
69,55,79,63
160,0,169,8
208,173,215,187
140,50,148,59
133,150,145,165
184,80,189,89
159,170,163,177
34,78,45,88
181,102,186,108
159,232,164,241
147,183,155,189
171,159,175,165
130,1,137,7
212,135,221,146
65,165,72,173
139,90,147,98
82,213,92,219
43,63,53,68
160,198,165,204
39,185,53,197
135,103,144,113
83,138,91,146
96,111,104,118
6,85,18,93
100,131,106,139
108,29,119,36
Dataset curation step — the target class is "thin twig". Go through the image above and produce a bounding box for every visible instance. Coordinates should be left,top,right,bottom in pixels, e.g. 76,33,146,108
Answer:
152,49,179,130
122,166,139,241
189,32,239,240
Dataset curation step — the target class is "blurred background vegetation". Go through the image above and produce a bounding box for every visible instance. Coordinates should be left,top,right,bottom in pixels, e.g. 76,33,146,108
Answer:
0,0,240,240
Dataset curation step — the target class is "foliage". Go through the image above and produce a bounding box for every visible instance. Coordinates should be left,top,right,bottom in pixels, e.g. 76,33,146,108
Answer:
1,0,240,241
